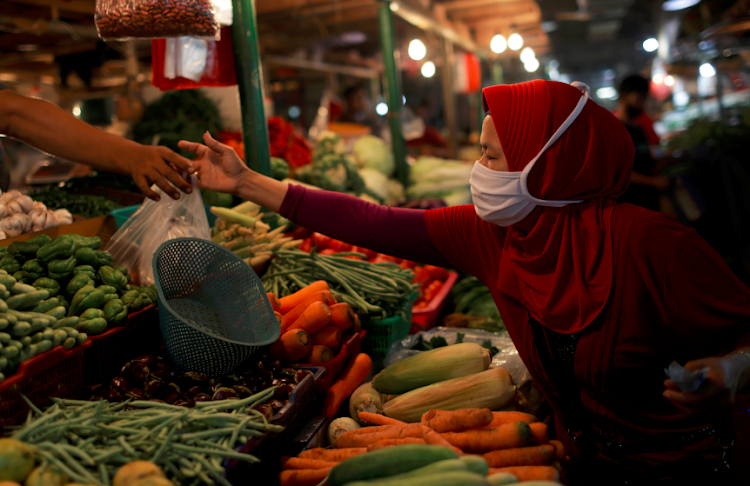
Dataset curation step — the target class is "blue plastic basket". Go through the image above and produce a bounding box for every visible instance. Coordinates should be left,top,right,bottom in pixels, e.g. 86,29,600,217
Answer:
112,204,217,229
152,237,280,377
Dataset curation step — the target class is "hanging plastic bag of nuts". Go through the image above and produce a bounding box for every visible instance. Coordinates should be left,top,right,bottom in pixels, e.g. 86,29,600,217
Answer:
95,0,221,41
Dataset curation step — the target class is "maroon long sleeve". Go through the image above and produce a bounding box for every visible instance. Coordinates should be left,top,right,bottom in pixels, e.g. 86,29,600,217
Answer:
279,184,451,267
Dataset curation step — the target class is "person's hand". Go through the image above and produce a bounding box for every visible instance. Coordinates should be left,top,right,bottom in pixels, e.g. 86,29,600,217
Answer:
651,175,671,191
131,145,195,201
178,132,251,195
663,353,750,414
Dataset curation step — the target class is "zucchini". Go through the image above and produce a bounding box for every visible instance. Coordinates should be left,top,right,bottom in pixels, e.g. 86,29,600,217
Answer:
61,337,76,350
344,471,489,486
2,345,18,359
486,473,519,485
328,445,459,486
459,456,489,476
10,321,31,337
37,339,53,353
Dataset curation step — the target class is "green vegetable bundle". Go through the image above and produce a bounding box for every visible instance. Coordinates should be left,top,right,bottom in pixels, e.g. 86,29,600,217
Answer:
11,389,283,486
446,277,505,333
262,249,418,319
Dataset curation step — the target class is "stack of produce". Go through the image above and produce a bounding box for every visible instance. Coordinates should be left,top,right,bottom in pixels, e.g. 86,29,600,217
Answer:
444,277,505,333
5,386,285,486
267,280,360,367
279,409,565,486
85,351,313,414
261,249,417,319
408,156,473,207
219,133,291,182
30,186,123,220
269,117,312,168
209,201,303,269
0,190,73,239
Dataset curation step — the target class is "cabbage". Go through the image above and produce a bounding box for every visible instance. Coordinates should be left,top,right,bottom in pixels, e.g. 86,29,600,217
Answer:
352,135,394,176
386,179,405,205
359,168,390,201
408,156,473,206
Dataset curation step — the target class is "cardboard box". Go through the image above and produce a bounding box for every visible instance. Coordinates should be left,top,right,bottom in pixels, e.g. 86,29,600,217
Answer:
0,215,113,247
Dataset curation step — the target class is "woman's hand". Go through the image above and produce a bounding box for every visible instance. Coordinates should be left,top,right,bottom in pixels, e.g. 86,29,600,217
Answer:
178,132,251,194
663,352,750,414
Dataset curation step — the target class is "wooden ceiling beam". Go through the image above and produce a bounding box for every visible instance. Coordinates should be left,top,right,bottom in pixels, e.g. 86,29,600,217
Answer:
6,0,95,15
256,0,342,15
449,4,537,21
439,0,529,9
463,10,540,27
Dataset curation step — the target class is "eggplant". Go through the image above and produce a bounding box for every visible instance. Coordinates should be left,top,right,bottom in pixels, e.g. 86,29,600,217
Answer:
166,393,180,404
212,387,239,401
125,388,145,400
253,404,274,420
187,385,204,396
193,393,212,403
274,384,294,401
129,362,151,384
233,385,252,398
107,388,123,401
268,400,285,413
132,355,156,367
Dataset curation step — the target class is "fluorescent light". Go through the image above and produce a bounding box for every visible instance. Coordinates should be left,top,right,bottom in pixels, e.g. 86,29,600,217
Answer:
408,39,426,61
520,47,535,63
402,95,406,105
699,63,716,77
652,73,665,84
662,0,700,11
664,75,675,86
673,91,690,107
548,68,560,80
524,58,540,72
596,87,617,100
490,34,507,54
643,38,659,53
421,61,436,78
376,102,389,116
508,33,523,51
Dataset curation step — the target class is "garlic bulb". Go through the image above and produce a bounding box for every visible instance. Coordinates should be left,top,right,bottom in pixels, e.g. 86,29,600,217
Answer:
0,190,21,205
0,204,8,219
31,201,47,213
16,213,31,233
14,195,33,214
1,216,23,238
29,209,47,230
53,209,73,225
0,231,7,240
6,199,23,215
44,210,58,229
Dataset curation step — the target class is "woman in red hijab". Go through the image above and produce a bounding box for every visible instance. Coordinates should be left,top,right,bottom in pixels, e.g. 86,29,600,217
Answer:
181,80,750,485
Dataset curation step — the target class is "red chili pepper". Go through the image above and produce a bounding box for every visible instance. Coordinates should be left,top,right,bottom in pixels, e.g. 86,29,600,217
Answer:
328,239,353,253
312,233,332,251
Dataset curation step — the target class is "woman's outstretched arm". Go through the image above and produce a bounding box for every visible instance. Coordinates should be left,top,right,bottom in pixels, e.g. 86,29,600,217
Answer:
178,133,451,267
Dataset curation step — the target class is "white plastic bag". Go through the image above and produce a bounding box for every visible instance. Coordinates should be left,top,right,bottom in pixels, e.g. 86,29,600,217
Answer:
107,176,210,287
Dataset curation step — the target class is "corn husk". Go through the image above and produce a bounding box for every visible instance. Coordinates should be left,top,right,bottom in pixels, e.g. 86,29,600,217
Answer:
372,343,491,394
382,368,516,423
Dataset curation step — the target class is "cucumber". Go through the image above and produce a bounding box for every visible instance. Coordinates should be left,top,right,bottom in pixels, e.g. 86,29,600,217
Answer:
486,473,519,485
52,329,67,347
60,327,79,340
328,445,459,486
459,456,489,477
0,319,7,330
3,345,19,359
0,333,10,344
19,336,32,347
368,459,468,482
344,471,489,486
45,307,66,319
0,356,6,370
75,333,87,344
10,321,31,337
42,329,54,341
30,319,49,333
61,337,76,350
37,339,53,353
10,282,35,295
30,332,44,344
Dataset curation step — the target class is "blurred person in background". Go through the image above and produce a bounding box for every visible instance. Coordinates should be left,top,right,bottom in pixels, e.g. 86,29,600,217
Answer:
338,85,381,133
615,74,669,211
406,100,449,157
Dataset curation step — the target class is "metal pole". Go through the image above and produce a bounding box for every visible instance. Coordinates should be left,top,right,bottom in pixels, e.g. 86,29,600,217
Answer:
442,38,458,159
378,1,409,188
477,56,485,134
231,0,272,176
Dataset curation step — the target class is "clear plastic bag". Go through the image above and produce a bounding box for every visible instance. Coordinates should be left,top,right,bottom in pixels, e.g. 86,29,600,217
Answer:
95,0,220,41
106,176,210,287
384,326,531,387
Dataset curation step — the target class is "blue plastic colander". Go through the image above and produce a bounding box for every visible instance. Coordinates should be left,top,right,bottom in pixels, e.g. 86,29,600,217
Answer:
152,237,280,376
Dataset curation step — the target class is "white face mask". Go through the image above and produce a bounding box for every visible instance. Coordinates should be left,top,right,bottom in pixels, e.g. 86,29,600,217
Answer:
470,82,591,227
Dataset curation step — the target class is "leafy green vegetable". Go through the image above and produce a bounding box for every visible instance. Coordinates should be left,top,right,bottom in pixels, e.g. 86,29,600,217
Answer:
481,339,499,357
410,334,449,351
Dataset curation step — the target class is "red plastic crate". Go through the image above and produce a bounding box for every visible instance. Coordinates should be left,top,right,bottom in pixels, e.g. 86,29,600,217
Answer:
411,271,459,333
0,340,92,430
298,330,365,392
82,305,160,385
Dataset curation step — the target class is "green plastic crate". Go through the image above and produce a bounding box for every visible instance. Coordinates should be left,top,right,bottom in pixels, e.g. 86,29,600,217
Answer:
111,204,217,229
361,297,415,361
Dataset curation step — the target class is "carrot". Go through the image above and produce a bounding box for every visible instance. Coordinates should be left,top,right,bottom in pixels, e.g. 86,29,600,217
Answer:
367,438,426,451
330,303,355,331
441,421,536,453
358,412,405,426
336,423,423,448
530,422,549,444
549,440,565,461
421,425,463,456
488,466,559,482
483,445,554,467
311,326,342,348
353,313,361,333
269,329,311,362
484,411,539,428
279,467,332,486
279,281,330,314
274,311,283,325
280,457,338,470
267,292,282,313
308,345,334,364
287,302,333,335
298,448,366,462
421,408,494,433
280,291,334,332
323,353,373,418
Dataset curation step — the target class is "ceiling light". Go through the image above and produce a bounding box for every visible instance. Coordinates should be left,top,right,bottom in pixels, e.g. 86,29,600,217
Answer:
376,103,389,116
421,61,436,78
662,0,700,11
408,39,426,61
664,75,675,86
508,33,523,51
524,58,540,72
643,38,659,53
520,47,535,63
673,91,690,107
652,73,665,84
596,87,617,100
490,34,507,54
549,59,560,69
699,63,716,77
548,68,560,80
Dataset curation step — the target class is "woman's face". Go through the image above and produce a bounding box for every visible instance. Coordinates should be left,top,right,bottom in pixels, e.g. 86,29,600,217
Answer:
479,115,509,172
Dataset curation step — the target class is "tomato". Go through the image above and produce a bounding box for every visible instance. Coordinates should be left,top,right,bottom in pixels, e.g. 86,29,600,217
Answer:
299,238,313,253
424,265,448,282
399,259,417,269
312,233,332,250
379,253,402,264
413,267,431,287
370,256,393,264
319,249,337,255
288,227,313,241
342,254,365,261
414,301,429,309
352,246,377,260
328,238,353,253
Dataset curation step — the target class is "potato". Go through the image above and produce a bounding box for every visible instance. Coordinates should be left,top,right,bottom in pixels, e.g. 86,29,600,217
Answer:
0,439,35,482
24,467,68,486
130,477,173,486
113,462,163,486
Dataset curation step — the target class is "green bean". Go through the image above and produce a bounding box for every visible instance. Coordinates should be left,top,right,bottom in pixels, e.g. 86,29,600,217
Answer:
36,448,95,485
57,443,96,466
151,424,178,463
99,463,110,486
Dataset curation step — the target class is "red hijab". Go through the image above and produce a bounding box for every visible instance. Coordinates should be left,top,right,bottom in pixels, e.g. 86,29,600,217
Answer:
482,80,634,333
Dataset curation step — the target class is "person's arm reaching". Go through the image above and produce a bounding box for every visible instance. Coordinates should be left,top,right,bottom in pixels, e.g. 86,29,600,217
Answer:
178,132,451,267
630,171,670,191
0,89,193,200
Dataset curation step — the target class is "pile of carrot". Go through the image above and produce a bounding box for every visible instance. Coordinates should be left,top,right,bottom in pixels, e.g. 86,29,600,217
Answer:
267,280,361,365
278,408,567,486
